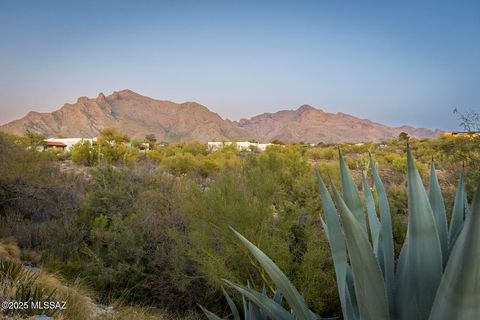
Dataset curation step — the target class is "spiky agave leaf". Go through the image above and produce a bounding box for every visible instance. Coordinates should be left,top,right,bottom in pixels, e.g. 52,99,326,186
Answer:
449,170,468,253
316,172,354,319
361,174,381,255
246,281,263,320
198,304,224,320
248,297,262,320
243,292,248,320
429,184,480,319
222,287,241,320
345,265,359,320
229,227,315,320
331,183,390,320
428,161,449,265
394,147,443,320
260,284,269,320
339,152,367,232
369,155,395,309
224,280,295,320
273,288,283,305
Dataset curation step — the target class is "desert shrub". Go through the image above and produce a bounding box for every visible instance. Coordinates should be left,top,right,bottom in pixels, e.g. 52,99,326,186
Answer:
147,142,241,178
72,140,98,166
175,148,339,315
50,163,221,313
162,153,198,175
305,147,337,161
0,132,85,225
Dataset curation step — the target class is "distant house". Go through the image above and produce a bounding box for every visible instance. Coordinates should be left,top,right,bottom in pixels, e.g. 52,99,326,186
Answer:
43,138,96,151
44,138,97,151
207,141,272,152
44,140,67,151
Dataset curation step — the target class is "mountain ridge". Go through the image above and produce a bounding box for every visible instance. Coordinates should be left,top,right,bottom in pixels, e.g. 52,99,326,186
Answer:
0,90,443,143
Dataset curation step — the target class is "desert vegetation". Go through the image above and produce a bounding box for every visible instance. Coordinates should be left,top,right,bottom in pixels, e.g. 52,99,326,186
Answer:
0,130,479,319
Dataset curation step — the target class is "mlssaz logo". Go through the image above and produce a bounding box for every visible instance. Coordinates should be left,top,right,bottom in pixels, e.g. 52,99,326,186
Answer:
31,301,67,310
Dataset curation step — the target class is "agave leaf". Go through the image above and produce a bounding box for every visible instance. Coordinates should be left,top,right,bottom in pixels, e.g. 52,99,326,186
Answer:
224,280,295,320
320,216,329,240
316,172,351,319
273,289,283,305
369,155,395,308
222,287,241,320
230,227,314,320
260,284,269,320
198,304,224,320
243,294,248,320
376,232,385,275
394,147,443,320
248,300,262,320
428,161,449,265
331,183,390,320
361,174,381,255
345,265,359,320
429,184,480,319
246,281,262,320
449,170,468,252
339,152,367,232
394,240,408,311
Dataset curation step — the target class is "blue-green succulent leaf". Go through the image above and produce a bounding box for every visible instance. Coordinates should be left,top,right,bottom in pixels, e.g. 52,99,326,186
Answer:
428,161,449,265
429,184,480,319
316,172,352,318
230,227,314,320
339,152,367,232
273,289,283,305
394,147,442,320
345,265,360,320
449,170,468,253
362,174,381,255
370,155,395,308
222,287,241,320
331,183,390,320
224,280,295,320
199,304,224,320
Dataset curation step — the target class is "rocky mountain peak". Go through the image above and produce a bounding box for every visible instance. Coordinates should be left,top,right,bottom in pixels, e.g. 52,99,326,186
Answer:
96,92,107,103
297,104,316,112
0,91,443,143
0,90,253,142
77,96,91,104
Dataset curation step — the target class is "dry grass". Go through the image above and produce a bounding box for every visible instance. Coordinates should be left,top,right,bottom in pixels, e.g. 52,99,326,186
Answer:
35,272,96,320
0,238,21,260
0,239,96,320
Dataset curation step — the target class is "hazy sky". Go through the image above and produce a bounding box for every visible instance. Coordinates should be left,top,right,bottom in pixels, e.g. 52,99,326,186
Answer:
1,1,479,130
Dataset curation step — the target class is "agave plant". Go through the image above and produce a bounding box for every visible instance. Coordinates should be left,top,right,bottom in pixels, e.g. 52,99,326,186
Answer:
318,147,475,320
202,148,479,320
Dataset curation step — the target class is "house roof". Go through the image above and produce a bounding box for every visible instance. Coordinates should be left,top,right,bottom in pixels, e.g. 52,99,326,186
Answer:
45,141,67,147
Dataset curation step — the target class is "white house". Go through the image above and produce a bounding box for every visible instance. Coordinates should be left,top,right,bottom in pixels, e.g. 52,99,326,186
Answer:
207,141,272,152
44,138,96,151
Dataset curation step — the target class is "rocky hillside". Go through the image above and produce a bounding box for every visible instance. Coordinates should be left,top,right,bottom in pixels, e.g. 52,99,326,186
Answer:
236,105,443,143
0,91,443,143
0,90,253,143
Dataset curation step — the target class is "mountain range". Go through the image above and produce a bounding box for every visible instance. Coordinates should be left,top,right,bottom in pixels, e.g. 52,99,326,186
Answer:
0,89,443,143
